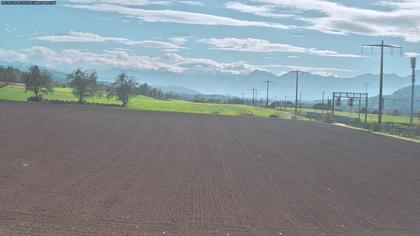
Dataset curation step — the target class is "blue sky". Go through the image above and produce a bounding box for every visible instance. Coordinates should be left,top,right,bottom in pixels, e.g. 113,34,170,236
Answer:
0,0,419,77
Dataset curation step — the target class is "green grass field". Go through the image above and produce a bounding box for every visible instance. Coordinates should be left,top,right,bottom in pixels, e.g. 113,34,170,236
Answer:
282,107,420,126
0,86,288,118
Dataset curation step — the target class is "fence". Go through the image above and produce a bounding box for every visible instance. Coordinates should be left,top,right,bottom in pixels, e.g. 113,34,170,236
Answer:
304,112,420,138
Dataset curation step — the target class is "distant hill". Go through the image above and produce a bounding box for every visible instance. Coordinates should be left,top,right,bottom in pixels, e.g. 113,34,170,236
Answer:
101,69,417,101
153,85,200,96
49,70,68,82
379,85,420,115
0,62,68,82
2,62,418,101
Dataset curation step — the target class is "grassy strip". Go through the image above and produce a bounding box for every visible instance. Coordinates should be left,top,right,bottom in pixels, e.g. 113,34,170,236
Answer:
283,107,420,126
0,86,288,118
332,123,420,144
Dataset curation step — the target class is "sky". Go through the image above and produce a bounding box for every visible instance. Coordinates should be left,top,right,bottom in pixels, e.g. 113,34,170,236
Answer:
0,0,419,78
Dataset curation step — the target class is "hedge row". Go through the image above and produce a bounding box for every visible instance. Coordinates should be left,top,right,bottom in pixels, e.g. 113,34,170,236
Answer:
43,99,123,107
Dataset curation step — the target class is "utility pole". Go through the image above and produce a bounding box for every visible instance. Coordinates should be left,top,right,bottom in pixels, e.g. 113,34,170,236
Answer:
295,69,299,117
299,92,302,112
364,82,369,123
262,80,274,107
358,95,362,120
362,40,402,129
327,96,330,115
290,69,301,118
322,91,325,114
410,57,416,126
255,90,259,105
249,88,258,105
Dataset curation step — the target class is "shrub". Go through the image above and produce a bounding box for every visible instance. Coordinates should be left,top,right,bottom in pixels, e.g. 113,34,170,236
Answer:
27,96,43,102
323,113,335,123
371,123,381,131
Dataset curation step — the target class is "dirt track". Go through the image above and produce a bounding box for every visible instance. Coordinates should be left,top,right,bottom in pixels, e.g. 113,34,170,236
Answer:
1,101,420,235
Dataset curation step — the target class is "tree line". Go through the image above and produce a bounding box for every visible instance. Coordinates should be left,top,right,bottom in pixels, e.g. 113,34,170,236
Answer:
20,66,138,107
0,65,174,107
0,66,24,83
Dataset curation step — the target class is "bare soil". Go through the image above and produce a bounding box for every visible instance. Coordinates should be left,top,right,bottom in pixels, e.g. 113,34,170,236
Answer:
1,101,420,235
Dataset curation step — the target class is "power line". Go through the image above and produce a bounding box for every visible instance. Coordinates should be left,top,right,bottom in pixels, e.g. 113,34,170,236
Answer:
262,80,275,107
362,40,402,129
289,69,303,118
349,55,398,78
248,87,258,106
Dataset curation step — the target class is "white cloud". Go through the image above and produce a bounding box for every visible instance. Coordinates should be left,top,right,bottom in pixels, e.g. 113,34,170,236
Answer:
225,2,293,18
36,31,117,43
404,52,419,57
65,3,292,30
178,1,203,6
253,0,420,42
0,46,352,76
0,49,27,62
260,64,352,77
376,0,420,9
171,54,256,75
0,46,256,75
69,0,203,7
68,0,170,6
35,31,184,51
199,38,362,58
19,46,184,73
3,23,18,33
169,37,188,46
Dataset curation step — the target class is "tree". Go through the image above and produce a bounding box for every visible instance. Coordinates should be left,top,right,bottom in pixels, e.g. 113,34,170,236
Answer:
0,66,24,83
107,72,138,107
23,65,53,100
136,83,151,96
68,69,98,103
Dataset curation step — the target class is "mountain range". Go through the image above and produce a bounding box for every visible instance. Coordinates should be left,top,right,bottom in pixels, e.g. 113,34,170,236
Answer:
81,68,420,101
1,62,418,101
91,70,420,103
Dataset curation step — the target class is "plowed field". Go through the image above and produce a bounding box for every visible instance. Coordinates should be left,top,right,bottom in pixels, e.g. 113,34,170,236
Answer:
1,101,420,235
